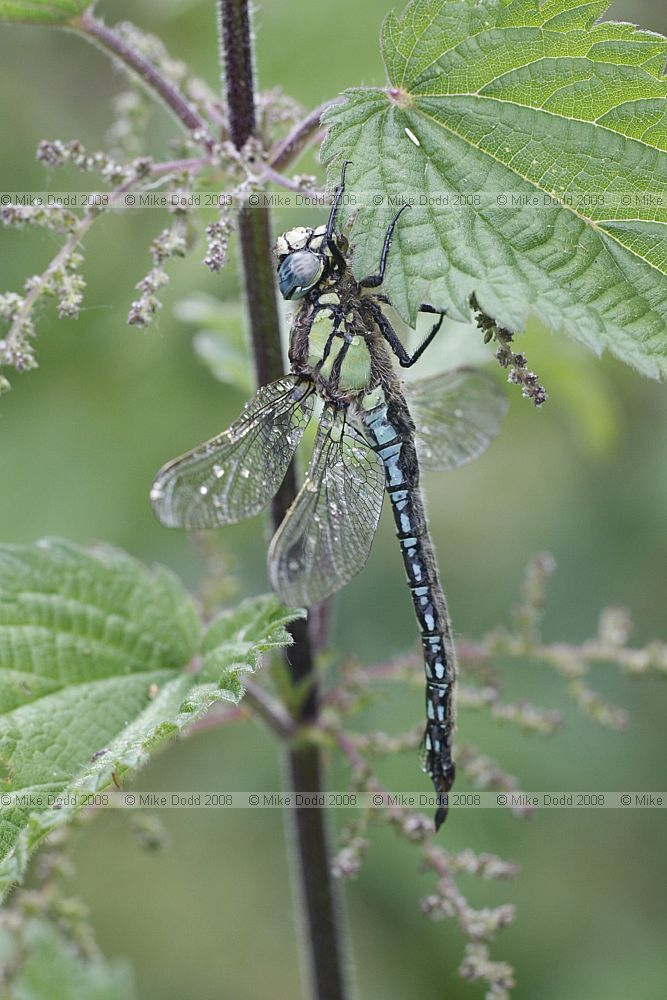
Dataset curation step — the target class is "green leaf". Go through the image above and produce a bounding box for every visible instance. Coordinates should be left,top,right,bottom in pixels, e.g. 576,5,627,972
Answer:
0,539,296,898
3,918,136,1000
174,294,255,396
322,0,667,378
0,0,88,25
200,598,304,700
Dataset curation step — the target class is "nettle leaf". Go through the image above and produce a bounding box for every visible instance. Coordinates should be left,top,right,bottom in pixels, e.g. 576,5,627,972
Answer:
4,917,137,1000
322,0,667,378
0,539,298,898
0,0,88,25
200,596,303,684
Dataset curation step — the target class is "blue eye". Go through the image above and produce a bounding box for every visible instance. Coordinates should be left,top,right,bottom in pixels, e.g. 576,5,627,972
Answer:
278,251,323,300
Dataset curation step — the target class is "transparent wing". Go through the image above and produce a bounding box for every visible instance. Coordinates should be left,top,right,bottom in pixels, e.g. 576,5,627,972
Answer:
405,367,508,471
268,405,385,607
151,376,314,529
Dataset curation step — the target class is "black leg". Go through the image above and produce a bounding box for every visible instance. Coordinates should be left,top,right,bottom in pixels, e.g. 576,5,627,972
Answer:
328,239,347,273
373,294,442,318
359,203,411,289
367,299,445,368
325,160,351,249
317,311,344,372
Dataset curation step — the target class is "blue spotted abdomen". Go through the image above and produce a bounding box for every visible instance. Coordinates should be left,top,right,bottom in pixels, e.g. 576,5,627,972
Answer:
359,389,457,828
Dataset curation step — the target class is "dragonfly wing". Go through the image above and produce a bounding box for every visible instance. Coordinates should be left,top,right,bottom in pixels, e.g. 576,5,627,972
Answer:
268,405,385,607
405,367,508,471
151,376,314,529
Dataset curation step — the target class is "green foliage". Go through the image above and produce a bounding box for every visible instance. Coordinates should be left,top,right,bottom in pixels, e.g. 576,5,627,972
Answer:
1,917,137,1000
0,0,88,25
0,540,298,898
175,294,255,396
323,0,667,378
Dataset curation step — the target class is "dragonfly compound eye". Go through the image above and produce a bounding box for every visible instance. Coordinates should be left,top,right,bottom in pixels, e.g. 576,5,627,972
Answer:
278,250,324,300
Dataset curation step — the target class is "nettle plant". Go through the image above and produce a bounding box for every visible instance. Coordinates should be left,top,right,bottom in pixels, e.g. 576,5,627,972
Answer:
1,1,666,998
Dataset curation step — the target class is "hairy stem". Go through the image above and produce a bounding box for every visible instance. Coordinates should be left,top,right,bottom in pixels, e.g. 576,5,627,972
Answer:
243,680,296,739
270,98,343,171
219,4,349,1000
218,0,256,149
259,163,324,196
73,12,216,151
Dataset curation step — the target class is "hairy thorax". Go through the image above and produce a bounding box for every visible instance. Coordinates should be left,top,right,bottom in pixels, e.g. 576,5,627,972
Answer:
288,273,396,407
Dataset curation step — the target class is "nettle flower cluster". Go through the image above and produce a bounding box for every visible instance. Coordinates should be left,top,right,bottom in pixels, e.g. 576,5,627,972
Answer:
0,20,317,388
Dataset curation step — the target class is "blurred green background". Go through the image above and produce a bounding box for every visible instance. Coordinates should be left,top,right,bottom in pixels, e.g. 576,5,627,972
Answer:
1,1,666,997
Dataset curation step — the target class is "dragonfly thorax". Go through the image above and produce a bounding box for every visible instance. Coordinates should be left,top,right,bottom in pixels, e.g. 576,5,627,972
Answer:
300,302,374,397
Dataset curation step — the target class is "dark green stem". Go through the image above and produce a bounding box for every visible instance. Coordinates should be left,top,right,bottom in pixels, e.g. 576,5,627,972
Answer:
219,4,350,1000
218,0,256,148
287,747,349,1000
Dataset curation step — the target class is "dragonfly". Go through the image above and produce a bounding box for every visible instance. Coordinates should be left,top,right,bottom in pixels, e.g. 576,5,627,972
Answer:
151,162,507,829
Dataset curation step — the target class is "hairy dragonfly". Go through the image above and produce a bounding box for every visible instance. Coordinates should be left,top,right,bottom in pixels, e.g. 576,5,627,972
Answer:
151,163,507,829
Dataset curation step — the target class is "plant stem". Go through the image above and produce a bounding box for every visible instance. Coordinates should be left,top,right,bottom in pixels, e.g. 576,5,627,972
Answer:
219,4,350,1000
243,680,296,739
270,98,343,171
218,0,256,148
287,746,349,999
259,163,325,196
73,12,216,151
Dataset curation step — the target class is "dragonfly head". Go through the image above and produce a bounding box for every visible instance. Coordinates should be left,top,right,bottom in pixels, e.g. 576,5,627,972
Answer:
274,225,327,300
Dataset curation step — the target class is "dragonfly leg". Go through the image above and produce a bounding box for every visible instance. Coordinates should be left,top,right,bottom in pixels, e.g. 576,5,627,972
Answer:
325,159,351,258
373,293,442,318
367,299,445,368
328,239,348,274
359,204,411,288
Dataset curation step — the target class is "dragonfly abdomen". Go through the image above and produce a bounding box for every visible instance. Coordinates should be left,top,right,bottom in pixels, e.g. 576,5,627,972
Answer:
359,390,457,829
